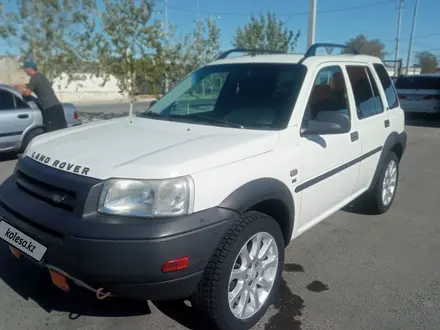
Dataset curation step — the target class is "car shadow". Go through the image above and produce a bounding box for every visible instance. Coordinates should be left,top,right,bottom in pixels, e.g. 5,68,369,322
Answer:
0,248,151,318
1,247,307,329
341,202,378,216
405,113,440,128
153,263,306,330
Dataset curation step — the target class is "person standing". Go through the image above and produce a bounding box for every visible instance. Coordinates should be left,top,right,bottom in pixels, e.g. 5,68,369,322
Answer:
14,60,67,132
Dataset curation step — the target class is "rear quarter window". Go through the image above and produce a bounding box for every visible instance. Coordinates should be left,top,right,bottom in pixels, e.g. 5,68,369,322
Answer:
373,63,399,109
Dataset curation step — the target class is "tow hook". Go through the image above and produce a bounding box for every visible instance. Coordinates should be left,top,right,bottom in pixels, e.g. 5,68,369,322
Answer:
96,288,111,300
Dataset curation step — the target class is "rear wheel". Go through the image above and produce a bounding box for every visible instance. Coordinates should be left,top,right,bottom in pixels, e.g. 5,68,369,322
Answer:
360,152,399,214
19,128,44,153
193,211,285,330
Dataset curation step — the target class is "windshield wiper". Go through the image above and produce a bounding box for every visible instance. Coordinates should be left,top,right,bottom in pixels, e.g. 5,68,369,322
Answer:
138,111,173,120
171,114,244,129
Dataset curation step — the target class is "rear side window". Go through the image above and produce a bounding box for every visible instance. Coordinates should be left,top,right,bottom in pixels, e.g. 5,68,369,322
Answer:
395,76,440,90
373,63,399,109
346,66,383,119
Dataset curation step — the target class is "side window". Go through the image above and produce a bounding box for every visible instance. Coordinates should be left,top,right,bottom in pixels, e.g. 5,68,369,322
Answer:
0,90,15,110
14,95,30,109
346,66,381,119
302,65,350,128
373,63,399,109
366,67,384,114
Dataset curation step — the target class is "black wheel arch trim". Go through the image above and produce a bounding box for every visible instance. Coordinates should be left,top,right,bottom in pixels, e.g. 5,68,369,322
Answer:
369,130,406,189
219,178,295,245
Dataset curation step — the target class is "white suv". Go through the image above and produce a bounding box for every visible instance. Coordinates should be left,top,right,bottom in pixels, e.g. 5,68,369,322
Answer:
0,43,406,330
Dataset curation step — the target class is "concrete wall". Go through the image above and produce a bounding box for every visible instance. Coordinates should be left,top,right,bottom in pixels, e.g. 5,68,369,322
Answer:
0,57,125,103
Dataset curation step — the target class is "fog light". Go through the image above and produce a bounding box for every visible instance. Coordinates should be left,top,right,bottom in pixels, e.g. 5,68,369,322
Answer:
9,246,21,259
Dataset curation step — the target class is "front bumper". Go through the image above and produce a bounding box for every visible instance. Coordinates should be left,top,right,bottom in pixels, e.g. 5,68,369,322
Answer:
0,157,236,300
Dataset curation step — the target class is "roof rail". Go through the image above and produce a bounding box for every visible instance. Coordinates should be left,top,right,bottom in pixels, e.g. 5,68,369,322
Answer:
299,43,359,63
215,48,285,60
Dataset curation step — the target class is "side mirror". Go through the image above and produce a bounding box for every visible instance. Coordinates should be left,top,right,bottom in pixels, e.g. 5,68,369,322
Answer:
302,111,350,136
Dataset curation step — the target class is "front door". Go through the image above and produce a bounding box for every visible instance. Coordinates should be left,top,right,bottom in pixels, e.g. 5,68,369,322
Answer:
296,64,361,234
0,89,34,150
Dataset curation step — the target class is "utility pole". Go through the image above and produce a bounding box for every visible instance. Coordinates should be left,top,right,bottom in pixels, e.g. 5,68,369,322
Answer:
394,0,404,76
164,0,169,93
307,0,317,49
405,0,419,75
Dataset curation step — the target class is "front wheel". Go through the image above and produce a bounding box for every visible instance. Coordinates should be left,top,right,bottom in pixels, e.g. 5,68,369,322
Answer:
193,211,285,330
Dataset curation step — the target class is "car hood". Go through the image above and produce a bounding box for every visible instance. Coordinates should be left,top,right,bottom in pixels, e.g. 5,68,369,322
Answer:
25,116,279,180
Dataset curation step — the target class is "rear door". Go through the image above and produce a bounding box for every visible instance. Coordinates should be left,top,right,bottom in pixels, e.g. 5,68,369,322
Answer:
395,75,440,113
345,65,390,192
373,63,405,135
0,89,34,150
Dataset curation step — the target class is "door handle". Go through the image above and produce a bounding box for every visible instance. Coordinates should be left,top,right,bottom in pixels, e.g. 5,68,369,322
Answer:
384,119,390,128
17,114,29,119
350,131,359,142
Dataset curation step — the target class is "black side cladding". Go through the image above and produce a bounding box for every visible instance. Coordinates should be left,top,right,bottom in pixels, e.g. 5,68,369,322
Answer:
369,130,407,190
219,178,295,245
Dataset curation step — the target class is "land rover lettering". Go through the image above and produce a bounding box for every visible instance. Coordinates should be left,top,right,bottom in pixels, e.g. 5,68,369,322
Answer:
30,152,90,176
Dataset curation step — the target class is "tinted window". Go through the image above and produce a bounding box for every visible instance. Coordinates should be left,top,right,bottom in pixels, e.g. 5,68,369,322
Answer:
346,66,381,119
373,63,399,109
0,90,15,110
14,95,29,109
366,67,384,113
395,76,440,90
143,63,308,130
302,66,350,128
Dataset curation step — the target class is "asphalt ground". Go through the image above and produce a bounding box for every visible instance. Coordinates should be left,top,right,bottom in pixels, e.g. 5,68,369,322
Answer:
0,113,439,330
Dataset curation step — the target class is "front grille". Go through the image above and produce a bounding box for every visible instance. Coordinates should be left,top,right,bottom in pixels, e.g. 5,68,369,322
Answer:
15,170,76,212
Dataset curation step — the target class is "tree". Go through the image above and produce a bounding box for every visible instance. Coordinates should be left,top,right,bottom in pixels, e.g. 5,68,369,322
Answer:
154,17,221,93
0,0,95,81
94,0,162,115
417,51,438,73
232,13,300,53
343,34,386,59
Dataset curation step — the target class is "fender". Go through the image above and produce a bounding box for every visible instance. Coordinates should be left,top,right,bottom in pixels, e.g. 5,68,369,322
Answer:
219,178,295,245
369,130,407,189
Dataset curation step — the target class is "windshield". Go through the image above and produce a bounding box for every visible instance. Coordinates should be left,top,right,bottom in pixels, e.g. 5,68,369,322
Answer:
140,63,307,130
395,76,440,90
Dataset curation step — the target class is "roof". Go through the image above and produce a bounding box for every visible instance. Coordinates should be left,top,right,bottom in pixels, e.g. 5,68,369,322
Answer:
208,53,384,66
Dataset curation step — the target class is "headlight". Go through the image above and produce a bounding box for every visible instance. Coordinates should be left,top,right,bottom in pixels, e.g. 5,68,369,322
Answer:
98,176,194,217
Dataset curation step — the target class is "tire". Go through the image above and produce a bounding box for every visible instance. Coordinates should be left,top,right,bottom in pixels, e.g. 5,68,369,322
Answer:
361,152,400,214
192,211,285,330
19,128,44,153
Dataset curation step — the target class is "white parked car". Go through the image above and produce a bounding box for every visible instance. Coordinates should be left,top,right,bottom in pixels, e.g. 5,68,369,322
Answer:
395,74,440,114
0,84,81,154
0,43,406,330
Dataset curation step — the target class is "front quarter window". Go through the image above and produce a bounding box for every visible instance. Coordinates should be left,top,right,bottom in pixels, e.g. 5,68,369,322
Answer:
140,63,307,130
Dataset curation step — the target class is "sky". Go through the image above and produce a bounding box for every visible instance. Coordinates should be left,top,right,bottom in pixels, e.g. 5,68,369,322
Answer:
159,0,440,61
1,0,440,64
